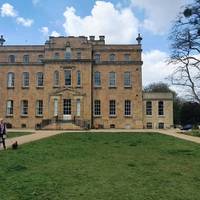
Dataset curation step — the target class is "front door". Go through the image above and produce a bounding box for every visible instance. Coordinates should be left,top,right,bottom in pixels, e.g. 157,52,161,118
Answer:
63,99,71,120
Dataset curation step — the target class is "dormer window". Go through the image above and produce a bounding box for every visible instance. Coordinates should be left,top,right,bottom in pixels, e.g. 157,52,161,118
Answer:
65,47,71,60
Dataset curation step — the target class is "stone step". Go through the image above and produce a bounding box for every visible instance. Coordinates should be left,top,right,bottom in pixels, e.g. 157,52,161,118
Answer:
42,123,81,130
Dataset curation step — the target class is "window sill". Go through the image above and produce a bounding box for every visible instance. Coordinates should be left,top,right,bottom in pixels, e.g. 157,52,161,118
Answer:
6,115,13,118
94,86,102,89
53,85,60,88
22,86,29,89
109,86,117,89
7,87,14,89
124,115,132,118
109,115,117,118
124,86,132,88
35,115,43,118
21,115,28,118
76,86,82,88
158,115,165,117
93,115,102,118
36,86,44,89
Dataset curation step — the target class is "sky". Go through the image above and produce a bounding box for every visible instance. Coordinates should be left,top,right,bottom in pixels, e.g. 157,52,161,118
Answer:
0,0,193,88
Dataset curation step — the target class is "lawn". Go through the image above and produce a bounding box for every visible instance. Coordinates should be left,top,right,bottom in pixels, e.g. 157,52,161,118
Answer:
0,132,200,200
6,131,34,138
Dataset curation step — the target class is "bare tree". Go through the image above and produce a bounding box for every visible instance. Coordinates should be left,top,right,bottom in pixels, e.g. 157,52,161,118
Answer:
169,0,200,103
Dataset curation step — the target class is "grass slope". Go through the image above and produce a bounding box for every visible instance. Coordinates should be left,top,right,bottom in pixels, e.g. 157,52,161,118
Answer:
0,132,200,200
6,132,33,138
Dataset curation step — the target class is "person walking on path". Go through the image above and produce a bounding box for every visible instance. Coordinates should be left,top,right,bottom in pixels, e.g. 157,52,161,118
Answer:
0,118,7,150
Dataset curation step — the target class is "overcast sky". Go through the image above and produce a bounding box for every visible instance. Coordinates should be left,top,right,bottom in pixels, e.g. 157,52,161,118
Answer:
0,0,193,87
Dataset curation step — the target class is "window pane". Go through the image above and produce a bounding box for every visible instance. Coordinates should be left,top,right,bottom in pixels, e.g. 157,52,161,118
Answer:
109,100,116,115
94,54,100,62
76,99,81,116
77,71,81,86
7,72,15,87
124,54,130,61
21,100,28,115
146,101,152,115
37,72,44,86
9,55,15,63
63,99,71,115
109,72,116,87
65,70,71,86
124,72,131,87
109,54,115,61
23,55,29,64
36,100,43,115
158,101,164,115
6,100,13,115
77,52,81,59
124,100,131,116
94,72,101,86
54,52,59,59
94,100,101,115
54,71,59,86
65,47,71,59
23,72,29,87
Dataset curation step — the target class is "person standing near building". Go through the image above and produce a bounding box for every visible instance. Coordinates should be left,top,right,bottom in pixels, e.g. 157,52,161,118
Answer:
0,118,7,150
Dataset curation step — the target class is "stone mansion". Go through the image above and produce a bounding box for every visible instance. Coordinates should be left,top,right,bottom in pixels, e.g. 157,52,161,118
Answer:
0,35,173,129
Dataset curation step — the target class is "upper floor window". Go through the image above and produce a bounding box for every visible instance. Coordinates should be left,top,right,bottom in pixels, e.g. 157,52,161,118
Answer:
54,52,60,59
94,100,101,116
7,72,15,88
109,72,116,87
94,54,100,63
65,47,71,60
36,100,43,116
53,71,59,86
21,100,28,115
77,52,81,59
124,100,132,116
146,101,152,115
124,54,130,61
8,55,15,63
158,101,164,115
36,72,44,87
109,54,115,61
109,100,116,116
6,100,13,115
64,70,71,86
23,55,29,64
94,71,101,86
124,72,131,87
76,70,81,86
22,72,29,87
38,54,44,63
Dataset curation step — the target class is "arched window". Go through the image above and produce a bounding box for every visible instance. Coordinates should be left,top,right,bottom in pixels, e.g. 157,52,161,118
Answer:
94,71,101,86
23,55,29,64
36,72,44,87
7,72,15,87
76,70,81,86
65,47,71,60
8,55,15,63
53,71,59,86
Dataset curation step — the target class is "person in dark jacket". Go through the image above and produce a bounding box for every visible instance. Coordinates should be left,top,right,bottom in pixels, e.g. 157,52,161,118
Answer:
0,118,7,150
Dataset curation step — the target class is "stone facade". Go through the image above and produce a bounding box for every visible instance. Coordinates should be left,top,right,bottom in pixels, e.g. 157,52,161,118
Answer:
0,35,173,129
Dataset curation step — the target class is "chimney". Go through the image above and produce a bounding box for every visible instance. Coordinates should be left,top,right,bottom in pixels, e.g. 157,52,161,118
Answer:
89,36,95,41
99,35,105,41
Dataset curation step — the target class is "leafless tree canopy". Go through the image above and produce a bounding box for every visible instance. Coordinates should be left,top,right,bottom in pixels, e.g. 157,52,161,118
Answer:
169,0,200,103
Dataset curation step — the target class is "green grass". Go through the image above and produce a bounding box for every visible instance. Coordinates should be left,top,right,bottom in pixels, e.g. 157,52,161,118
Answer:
6,132,34,138
1,132,200,200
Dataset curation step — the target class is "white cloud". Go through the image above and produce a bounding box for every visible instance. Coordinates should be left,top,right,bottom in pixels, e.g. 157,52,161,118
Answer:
142,50,173,86
0,3,17,17
131,0,186,34
40,26,49,36
16,17,34,27
32,0,40,6
63,1,139,44
51,31,60,37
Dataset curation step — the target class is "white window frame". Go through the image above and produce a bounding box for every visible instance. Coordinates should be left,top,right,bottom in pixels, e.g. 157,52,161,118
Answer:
36,100,43,116
64,70,72,86
23,55,29,64
94,71,101,87
9,55,15,63
36,72,44,87
6,100,13,115
22,72,29,87
109,100,116,116
21,100,28,115
7,72,15,88
76,70,81,87
158,101,164,116
53,71,59,86
109,53,115,61
124,72,131,87
146,101,152,115
124,100,132,116
94,100,101,116
109,72,116,87
76,99,81,117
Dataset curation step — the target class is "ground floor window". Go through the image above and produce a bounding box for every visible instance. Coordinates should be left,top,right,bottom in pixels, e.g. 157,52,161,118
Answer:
109,100,116,116
158,122,164,129
63,99,71,115
110,124,115,128
36,100,43,116
146,122,153,129
124,100,131,116
94,100,101,116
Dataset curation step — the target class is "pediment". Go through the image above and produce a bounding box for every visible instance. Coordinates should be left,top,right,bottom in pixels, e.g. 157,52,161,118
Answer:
50,87,86,96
